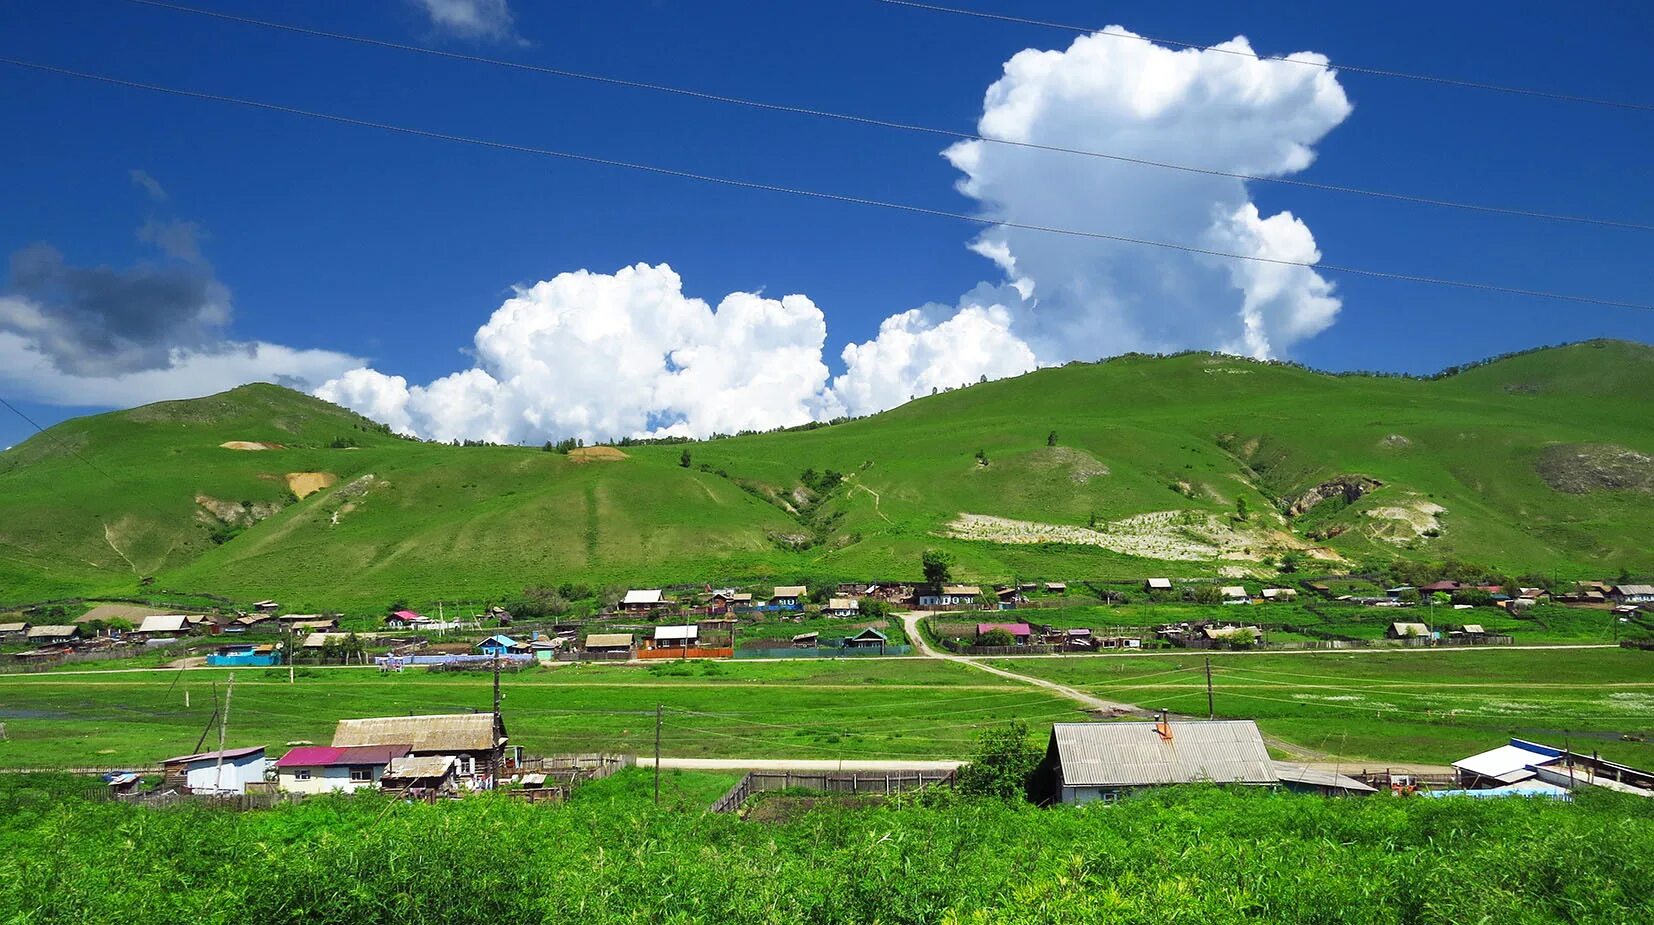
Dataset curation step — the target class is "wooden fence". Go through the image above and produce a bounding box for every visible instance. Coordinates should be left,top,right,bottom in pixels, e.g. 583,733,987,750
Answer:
710,769,956,814
636,646,734,660
0,644,177,674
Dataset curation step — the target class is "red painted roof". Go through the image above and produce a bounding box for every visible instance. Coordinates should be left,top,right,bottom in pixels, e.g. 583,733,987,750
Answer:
977,623,1032,635
391,610,427,621
276,744,410,768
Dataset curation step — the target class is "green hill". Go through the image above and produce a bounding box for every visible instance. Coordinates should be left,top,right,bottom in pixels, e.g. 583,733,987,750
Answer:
2,339,1650,611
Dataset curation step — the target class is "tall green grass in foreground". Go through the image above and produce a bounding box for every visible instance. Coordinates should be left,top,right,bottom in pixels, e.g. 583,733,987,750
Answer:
1,771,1649,924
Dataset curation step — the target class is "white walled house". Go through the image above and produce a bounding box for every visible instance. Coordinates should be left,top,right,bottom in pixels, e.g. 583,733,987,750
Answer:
159,746,268,794
274,744,412,794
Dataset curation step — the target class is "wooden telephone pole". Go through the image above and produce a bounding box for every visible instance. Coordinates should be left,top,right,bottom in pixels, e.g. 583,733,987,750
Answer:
491,655,503,790
213,673,234,792
1205,657,1214,720
653,703,662,806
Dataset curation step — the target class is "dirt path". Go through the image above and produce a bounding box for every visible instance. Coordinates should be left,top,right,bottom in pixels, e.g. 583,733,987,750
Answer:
847,476,892,524
901,612,1335,762
900,612,1141,715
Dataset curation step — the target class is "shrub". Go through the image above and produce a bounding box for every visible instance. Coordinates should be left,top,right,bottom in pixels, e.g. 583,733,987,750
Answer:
956,720,1041,800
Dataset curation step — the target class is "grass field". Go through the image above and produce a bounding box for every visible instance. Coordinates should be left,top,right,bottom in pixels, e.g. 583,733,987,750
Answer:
4,773,1649,923
3,341,1652,612
992,647,1654,767
2,646,1649,770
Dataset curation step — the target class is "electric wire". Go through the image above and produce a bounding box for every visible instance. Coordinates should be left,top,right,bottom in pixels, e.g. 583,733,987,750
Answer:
5,56,1649,312
116,0,1654,232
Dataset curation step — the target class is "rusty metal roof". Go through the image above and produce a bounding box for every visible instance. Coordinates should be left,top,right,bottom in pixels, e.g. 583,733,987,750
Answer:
1049,721,1278,787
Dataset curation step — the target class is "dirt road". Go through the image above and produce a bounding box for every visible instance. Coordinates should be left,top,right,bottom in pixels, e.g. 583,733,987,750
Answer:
900,612,1142,715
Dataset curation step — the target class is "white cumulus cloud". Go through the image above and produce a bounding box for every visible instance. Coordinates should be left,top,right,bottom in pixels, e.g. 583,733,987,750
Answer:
411,0,521,43
317,263,832,443
928,25,1352,364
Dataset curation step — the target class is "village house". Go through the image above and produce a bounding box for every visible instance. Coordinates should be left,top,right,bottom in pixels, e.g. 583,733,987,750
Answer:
386,609,431,629
232,614,276,631
380,755,459,795
917,585,982,608
770,586,807,610
826,597,861,617
476,635,528,657
1033,717,1278,804
0,621,29,639
251,600,279,613
1610,584,1654,605
288,618,341,633
160,745,268,795
1044,582,1067,594
275,744,411,794
1260,588,1297,602
1452,739,1653,797
708,589,753,615
1202,625,1260,647
651,624,698,650
994,586,1027,609
134,614,192,637
842,627,889,649
529,639,563,663
301,632,352,652
1144,578,1173,593
1219,586,1250,604
620,589,668,614
791,631,819,648
1417,580,1462,597
1386,621,1433,641
24,624,78,644
332,713,506,785
976,622,1032,645
584,632,633,655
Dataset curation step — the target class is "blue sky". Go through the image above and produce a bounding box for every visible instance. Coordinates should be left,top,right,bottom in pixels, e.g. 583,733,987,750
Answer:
1,0,1650,447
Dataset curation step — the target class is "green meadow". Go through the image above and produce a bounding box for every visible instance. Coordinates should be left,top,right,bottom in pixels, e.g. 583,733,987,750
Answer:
2,340,1652,612
2,647,1649,769
994,647,1654,767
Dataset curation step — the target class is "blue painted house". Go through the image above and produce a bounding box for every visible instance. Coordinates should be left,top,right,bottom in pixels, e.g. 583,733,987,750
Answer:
206,644,282,667
476,635,527,657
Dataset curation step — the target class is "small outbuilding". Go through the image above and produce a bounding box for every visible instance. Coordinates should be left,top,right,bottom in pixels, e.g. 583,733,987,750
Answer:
160,745,268,794
1145,578,1173,592
826,598,860,617
380,755,458,795
1386,622,1432,640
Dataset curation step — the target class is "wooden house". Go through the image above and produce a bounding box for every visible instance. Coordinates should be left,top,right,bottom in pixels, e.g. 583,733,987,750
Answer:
332,713,505,784
584,632,633,654
826,597,860,617
620,589,668,614
842,627,889,649
1033,718,1277,804
770,586,807,610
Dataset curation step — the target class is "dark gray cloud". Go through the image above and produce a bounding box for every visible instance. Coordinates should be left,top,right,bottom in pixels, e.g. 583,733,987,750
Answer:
0,242,232,376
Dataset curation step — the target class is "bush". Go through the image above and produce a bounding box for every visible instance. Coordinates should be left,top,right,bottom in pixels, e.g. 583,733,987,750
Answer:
956,720,1041,800
976,628,1015,647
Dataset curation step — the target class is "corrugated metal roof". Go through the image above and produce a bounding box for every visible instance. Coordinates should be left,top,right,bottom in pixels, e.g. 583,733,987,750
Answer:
654,625,698,640
136,615,190,633
623,589,664,604
333,714,497,752
1273,763,1378,793
976,623,1031,635
383,755,457,780
26,625,77,638
1451,742,1558,782
277,744,410,768
1615,584,1654,595
161,745,266,765
1050,721,1278,787
0,622,28,633
585,633,633,647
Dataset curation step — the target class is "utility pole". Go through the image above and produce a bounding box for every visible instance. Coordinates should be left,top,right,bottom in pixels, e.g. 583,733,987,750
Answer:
1205,657,1214,720
491,654,503,791
286,623,295,684
213,672,234,792
653,703,662,806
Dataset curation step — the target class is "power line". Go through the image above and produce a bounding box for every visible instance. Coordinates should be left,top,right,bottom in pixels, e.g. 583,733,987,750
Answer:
874,0,1654,113
0,393,121,484
116,0,1652,232
6,56,1651,312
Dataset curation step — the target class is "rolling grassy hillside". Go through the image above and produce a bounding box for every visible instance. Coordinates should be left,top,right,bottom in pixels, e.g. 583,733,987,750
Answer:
1,339,1650,611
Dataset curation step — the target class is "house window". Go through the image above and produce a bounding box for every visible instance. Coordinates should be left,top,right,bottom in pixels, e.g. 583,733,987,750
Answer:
294,769,311,781
349,767,372,782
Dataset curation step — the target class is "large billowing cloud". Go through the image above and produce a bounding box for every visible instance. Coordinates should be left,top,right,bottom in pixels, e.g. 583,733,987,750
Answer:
924,26,1352,365
318,27,1353,440
317,263,833,443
